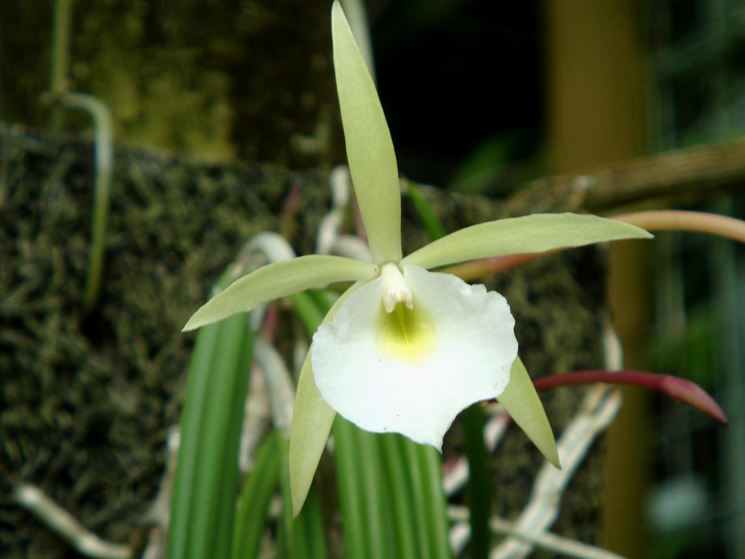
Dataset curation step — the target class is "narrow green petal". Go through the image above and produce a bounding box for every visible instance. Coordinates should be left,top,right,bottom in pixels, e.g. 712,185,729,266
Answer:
289,282,361,516
183,255,376,331
499,357,560,468
332,1,402,264
402,213,653,269
289,351,335,517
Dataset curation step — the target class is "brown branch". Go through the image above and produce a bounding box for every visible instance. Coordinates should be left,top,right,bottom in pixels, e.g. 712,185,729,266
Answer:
508,137,745,213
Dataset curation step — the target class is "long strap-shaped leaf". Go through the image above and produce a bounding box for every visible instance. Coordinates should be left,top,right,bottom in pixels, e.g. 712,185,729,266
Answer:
232,432,281,559
417,445,452,559
278,437,328,559
463,405,491,558
379,435,419,559
169,303,255,559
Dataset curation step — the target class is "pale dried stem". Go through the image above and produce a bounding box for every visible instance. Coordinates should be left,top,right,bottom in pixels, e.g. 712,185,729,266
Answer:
254,339,296,436
317,166,351,255
449,506,625,559
13,484,130,559
240,366,271,472
492,386,622,559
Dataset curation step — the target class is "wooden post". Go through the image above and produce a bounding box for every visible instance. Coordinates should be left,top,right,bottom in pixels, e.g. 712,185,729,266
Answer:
545,1,651,556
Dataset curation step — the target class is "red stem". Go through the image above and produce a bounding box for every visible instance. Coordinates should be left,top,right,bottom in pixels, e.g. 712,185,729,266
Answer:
534,370,728,425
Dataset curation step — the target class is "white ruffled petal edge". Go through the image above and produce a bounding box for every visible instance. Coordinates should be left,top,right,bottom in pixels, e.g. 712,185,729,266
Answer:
311,264,517,448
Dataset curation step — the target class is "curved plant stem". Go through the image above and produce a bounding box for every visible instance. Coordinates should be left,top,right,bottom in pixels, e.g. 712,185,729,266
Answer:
612,210,745,244
13,483,129,559
45,92,114,314
534,370,728,425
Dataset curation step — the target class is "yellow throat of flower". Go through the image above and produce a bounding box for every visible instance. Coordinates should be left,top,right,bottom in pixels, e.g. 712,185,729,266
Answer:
377,264,435,361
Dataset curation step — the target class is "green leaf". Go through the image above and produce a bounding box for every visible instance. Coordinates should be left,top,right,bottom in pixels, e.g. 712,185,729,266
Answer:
499,357,560,467
169,310,255,559
300,487,328,559
332,1,402,264
278,437,328,559
379,435,419,559
463,405,490,559
329,420,396,559
416,445,452,558
402,213,653,270
289,283,362,515
405,180,446,241
232,431,281,559
332,417,367,559
183,255,376,331
399,440,432,558
169,320,219,559
354,430,394,559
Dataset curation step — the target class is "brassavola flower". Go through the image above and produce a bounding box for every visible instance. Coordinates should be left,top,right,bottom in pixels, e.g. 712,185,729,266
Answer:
183,1,651,513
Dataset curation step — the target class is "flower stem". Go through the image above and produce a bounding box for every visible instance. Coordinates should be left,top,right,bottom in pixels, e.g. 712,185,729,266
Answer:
611,210,745,243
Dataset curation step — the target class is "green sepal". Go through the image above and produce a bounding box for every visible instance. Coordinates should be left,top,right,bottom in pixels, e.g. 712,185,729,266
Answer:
402,213,652,270
289,282,363,515
183,255,375,331
332,1,402,264
499,357,561,468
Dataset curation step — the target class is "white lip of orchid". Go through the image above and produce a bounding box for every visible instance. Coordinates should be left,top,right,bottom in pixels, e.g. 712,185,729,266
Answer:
379,262,413,313
311,264,517,449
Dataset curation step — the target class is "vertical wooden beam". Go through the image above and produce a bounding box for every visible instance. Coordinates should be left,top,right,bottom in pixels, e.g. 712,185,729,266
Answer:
547,0,643,169
545,1,650,556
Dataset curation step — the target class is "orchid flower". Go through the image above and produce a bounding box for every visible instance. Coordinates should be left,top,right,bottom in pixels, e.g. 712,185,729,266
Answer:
182,1,652,514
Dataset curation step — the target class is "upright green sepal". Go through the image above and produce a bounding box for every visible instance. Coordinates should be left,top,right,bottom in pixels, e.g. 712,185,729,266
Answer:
499,357,560,468
332,1,402,264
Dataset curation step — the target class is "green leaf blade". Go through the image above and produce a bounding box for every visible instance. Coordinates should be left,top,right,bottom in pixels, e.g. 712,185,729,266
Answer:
463,405,490,559
169,312,255,559
332,418,367,559
332,1,402,264
379,435,419,559
278,436,326,559
417,446,452,559
232,431,281,559
499,357,560,468
402,213,652,270
183,255,376,331
355,430,394,559
168,321,220,559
